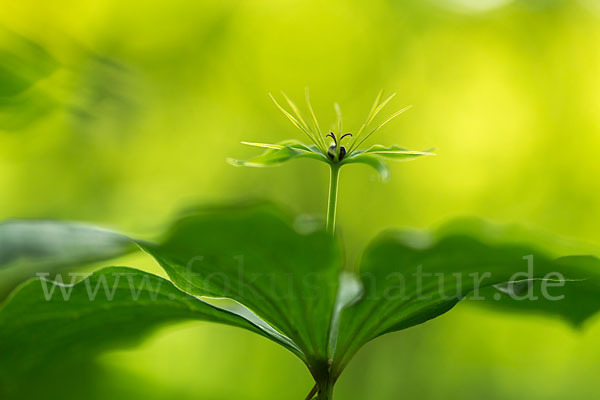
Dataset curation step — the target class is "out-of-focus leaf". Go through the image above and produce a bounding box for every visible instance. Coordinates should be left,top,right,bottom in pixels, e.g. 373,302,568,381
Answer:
434,216,600,260
434,218,600,325
0,220,137,300
0,29,58,131
138,202,342,370
227,140,328,167
332,224,600,377
0,29,57,97
0,266,273,395
0,90,56,131
477,255,600,327
0,220,135,269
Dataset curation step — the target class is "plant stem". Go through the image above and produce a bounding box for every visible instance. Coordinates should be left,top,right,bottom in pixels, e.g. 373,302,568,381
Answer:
317,376,335,399
305,384,318,400
326,164,340,234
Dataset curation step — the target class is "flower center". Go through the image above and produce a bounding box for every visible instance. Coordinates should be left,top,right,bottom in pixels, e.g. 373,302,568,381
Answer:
326,132,352,161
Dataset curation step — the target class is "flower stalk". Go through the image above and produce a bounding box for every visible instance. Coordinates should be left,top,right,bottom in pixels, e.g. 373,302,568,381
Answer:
326,164,340,234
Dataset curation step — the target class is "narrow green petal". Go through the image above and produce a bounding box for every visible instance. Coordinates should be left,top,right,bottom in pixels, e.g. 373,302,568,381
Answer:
351,105,412,151
334,102,342,136
305,88,326,150
241,141,284,150
269,93,322,149
350,92,396,153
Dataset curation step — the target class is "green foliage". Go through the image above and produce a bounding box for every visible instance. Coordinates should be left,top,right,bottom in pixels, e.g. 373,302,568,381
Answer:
1,1,599,398
138,202,341,366
0,220,133,269
0,220,136,300
2,90,599,400
331,227,600,378
0,267,265,397
1,203,600,399
0,29,56,97
0,28,58,131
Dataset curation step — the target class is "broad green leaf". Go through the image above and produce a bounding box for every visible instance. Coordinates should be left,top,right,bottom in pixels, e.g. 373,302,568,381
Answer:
332,225,600,377
434,218,600,325
0,220,135,269
0,220,137,301
434,216,600,260
328,272,364,359
0,267,271,395
138,202,342,370
478,255,600,327
227,140,328,167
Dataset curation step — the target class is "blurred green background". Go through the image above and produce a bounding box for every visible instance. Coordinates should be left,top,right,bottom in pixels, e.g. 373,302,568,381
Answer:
2,0,600,398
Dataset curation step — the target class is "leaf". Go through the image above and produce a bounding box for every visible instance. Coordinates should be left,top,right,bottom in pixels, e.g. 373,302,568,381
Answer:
476,256,600,328
138,202,342,370
6,202,600,398
332,223,600,377
327,272,364,359
434,217,600,325
342,153,391,181
0,29,57,97
0,29,58,131
362,144,435,159
0,89,56,131
227,140,328,167
341,145,434,181
0,220,134,269
0,267,272,394
0,220,137,301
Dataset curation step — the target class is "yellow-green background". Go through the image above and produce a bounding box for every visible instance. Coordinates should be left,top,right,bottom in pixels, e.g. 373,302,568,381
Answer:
1,0,600,398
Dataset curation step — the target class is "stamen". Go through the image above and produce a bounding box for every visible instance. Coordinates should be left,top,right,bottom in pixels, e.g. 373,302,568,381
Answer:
340,133,352,142
326,132,337,144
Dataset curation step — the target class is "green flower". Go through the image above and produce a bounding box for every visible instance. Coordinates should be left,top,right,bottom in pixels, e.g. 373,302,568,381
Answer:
228,90,433,179
228,90,434,233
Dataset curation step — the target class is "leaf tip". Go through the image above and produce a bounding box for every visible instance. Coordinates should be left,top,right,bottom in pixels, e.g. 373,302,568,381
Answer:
226,157,244,167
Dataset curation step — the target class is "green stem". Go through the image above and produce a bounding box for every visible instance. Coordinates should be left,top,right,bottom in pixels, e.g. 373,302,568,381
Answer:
326,164,340,234
305,384,318,400
317,377,335,399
